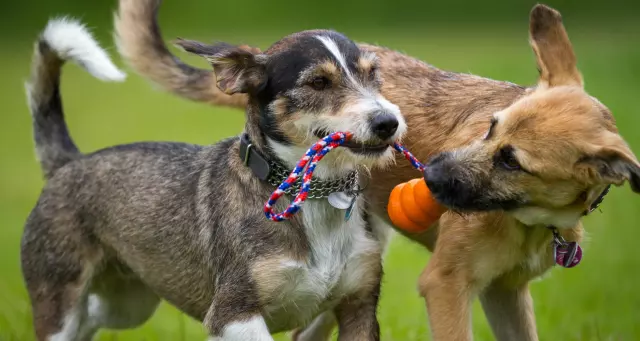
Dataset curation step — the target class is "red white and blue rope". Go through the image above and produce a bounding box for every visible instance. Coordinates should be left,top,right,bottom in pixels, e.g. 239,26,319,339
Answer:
392,142,425,172
264,132,425,222
264,132,353,221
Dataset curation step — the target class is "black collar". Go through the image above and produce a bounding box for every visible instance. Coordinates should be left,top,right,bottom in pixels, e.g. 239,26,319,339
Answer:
585,185,611,216
239,133,358,198
239,133,271,181
547,185,611,233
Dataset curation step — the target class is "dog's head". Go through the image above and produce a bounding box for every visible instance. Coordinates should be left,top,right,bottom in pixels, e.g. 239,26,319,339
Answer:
176,30,406,177
424,4,640,228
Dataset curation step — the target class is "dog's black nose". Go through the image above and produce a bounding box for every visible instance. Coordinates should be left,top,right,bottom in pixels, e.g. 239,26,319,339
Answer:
371,114,399,140
423,163,447,195
423,153,459,196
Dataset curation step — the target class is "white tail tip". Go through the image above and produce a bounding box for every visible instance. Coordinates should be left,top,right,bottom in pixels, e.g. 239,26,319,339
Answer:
43,17,127,82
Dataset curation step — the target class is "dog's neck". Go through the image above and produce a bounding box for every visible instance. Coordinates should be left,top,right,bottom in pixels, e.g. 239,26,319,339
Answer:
243,122,270,156
265,138,362,180
241,119,359,198
509,206,584,230
509,184,610,230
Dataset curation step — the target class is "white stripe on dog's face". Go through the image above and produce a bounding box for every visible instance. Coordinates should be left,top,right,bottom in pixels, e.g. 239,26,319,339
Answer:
314,35,406,142
315,35,360,90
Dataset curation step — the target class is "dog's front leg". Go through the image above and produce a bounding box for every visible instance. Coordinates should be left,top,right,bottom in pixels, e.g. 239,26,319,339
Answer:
333,262,381,341
204,286,273,341
333,293,380,341
205,314,273,341
419,257,474,341
479,280,538,341
291,311,337,341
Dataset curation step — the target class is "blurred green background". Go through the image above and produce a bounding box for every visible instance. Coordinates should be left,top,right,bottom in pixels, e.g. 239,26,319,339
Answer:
1,0,639,340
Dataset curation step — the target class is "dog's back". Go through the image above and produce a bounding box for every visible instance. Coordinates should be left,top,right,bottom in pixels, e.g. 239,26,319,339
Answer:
21,18,215,339
21,18,262,338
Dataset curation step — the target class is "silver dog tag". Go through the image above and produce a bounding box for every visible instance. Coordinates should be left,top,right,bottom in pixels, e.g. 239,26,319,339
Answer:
328,192,352,210
344,196,357,221
329,191,359,221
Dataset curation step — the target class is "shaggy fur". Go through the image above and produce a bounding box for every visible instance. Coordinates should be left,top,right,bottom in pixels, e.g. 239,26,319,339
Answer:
21,14,410,341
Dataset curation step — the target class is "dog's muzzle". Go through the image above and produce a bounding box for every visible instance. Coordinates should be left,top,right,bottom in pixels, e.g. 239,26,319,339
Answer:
423,153,522,211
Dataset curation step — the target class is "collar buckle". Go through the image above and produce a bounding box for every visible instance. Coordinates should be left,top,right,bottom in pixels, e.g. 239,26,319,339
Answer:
239,133,271,181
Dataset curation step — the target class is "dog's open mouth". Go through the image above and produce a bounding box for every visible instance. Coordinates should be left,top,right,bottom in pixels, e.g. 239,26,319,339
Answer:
314,130,391,155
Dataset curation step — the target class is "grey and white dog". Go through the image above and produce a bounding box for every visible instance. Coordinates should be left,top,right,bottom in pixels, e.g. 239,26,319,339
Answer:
21,17,406,341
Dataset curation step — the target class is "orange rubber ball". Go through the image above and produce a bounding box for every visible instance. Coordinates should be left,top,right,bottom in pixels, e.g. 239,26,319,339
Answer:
387,178,446,233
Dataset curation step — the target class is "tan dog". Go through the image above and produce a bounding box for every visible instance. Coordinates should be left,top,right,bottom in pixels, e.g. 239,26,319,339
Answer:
116,1,640,340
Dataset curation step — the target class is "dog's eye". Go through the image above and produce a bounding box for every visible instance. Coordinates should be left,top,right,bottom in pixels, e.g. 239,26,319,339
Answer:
497,147,521,171
310,76,331,90
369,66,378,80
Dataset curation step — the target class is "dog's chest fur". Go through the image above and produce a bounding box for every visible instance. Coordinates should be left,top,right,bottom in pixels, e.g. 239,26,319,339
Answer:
252,197,380,331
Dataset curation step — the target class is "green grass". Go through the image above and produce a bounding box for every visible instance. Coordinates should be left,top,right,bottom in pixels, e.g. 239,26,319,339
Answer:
1,24,640,340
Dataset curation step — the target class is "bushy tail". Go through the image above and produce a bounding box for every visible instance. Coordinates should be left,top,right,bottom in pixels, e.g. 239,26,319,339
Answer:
26,18,126,178
114,0,248,109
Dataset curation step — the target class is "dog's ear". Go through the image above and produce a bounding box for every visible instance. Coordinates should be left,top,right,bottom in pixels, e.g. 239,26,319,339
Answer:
529,4,583,88
578,141,640,193
174,39,266,95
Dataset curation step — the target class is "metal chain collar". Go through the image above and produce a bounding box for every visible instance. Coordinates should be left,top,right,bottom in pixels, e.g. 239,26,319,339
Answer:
266,160,358,199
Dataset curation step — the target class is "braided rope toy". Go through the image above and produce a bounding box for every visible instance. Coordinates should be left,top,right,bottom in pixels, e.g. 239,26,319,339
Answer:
264,132,352,221
264,132,444,232
393,143,425,172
